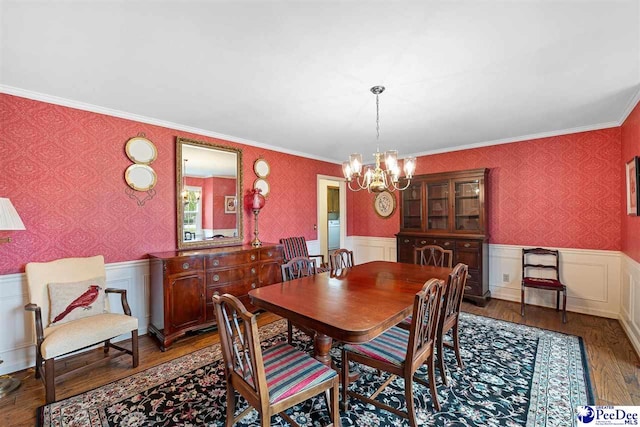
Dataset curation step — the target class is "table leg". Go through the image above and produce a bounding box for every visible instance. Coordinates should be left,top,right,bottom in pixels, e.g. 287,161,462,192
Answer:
314,333,333,367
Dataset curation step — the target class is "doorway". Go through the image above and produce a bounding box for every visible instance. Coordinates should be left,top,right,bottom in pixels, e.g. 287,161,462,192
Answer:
317,176,346,261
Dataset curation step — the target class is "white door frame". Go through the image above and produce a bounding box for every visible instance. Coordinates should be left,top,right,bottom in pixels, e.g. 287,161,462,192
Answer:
316,175,347,261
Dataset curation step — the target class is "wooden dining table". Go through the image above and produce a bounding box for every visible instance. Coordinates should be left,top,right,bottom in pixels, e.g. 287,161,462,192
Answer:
248,260,452,367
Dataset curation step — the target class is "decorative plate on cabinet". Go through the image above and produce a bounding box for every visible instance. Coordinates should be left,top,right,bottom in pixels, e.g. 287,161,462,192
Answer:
373,190,396,218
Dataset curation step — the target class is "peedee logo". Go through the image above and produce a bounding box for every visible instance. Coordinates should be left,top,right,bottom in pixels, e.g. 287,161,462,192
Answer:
577,406,640,426
577,406,596,423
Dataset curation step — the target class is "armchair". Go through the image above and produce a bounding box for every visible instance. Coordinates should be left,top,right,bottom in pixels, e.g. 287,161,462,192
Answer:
24,255,139,403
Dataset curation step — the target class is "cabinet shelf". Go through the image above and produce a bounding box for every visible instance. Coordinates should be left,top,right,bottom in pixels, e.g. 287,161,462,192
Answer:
455,195,479,200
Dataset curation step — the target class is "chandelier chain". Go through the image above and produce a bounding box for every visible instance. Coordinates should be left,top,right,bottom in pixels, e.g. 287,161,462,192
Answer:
376,93,380,141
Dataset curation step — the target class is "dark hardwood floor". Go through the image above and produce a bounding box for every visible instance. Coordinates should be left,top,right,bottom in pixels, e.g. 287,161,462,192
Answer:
1,299,638,425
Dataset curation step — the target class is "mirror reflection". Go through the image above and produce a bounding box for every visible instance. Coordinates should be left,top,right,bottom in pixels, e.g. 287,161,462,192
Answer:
176,137,243,249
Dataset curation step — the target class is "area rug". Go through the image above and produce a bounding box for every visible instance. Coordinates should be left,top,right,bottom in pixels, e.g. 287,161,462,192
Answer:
38,313,594,426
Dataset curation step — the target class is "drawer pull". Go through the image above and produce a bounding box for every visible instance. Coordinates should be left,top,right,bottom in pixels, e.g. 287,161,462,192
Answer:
212,274,220,282
444,242,451,246
213,259,220,267
464,286,472,291
464,243,471,248
420,240,427,245
213,291,220,297
267,251,273,257
251,283,256,289
182,262,190,270
251,268,256,275
404,239,410,243
251,254,256,261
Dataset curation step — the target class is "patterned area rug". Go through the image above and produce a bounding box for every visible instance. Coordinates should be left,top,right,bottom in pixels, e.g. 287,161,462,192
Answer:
38,313,593,426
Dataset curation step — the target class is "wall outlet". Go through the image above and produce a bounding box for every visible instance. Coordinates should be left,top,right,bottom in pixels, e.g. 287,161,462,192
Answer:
502,273,510,282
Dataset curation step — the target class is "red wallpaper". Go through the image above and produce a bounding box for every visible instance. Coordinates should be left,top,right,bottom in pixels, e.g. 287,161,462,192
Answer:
0,93,628,274
349,129,623,251
622,100,640,263
0,94,340,274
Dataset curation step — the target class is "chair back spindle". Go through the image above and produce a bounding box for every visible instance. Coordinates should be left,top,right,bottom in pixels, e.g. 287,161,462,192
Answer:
414,245,453,268
280,256,317,281
406,278,444,370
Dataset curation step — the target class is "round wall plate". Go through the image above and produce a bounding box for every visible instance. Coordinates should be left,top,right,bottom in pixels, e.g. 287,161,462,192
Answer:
125,136,157,164
125,164,157,191
373,190,396,218
254,158,270,178
253,178,270,197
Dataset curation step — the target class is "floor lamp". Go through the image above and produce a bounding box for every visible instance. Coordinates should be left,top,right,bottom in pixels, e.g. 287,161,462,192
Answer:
0,198,26,398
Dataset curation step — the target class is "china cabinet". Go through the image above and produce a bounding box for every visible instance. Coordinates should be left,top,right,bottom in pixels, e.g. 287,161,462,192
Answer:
148,244,283,350
397,168,490,305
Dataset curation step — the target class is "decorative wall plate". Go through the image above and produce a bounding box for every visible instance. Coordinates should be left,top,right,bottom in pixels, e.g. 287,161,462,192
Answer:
374,190,396,218
125,136,157,164
125,164,157,191
253,178,270,197
253,158,270,178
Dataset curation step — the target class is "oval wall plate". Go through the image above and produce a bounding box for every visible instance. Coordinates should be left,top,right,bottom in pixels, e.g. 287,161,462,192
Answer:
125,164,157,191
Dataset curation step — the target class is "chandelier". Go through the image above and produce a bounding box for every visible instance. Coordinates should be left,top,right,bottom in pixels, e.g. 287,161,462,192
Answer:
181,159,201,204
342,86,416,192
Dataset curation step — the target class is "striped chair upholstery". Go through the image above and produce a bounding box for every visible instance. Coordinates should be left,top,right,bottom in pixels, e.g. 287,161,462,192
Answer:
262,342,338,404
342,278,445,423
343,326,409,366
279,236,330,272
213,293,339,427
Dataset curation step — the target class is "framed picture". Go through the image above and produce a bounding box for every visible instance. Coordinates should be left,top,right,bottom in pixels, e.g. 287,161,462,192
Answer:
627,156,639,216
373,190,396,218
224,196,237,214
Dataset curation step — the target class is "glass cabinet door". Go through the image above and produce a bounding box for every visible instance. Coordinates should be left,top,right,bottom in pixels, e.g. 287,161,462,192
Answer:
427,181,449,230
454,179,481,231
401,182,423,230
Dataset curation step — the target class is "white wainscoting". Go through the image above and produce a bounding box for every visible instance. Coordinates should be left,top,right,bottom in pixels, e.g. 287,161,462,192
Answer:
0,259,150,375
620,254,640,357
1,240,635,374
489,244,622,319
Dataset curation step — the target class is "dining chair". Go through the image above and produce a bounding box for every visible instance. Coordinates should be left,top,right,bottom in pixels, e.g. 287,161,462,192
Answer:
328,248,354,273
398,245,453,330
280,256,318,344
279,236,330,272
436,263,468,385
342,278,445,425
213,293,340,427
414,244,453,268
24,255,139,403
521,247,567,323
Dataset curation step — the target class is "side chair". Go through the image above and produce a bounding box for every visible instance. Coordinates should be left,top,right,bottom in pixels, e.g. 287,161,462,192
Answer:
521,247,567,323
24,255,139,403
213,293,340,427
280,256,318,344
279,236,330,272
328,248,354,273
414,244,453,268
342,278,445,426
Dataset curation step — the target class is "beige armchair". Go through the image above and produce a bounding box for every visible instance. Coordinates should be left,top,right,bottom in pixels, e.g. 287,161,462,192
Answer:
24,255,139,403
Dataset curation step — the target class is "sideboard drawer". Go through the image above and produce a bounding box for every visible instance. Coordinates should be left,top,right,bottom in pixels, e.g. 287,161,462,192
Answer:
205,252,255,268
164,256,204,274
206,266,257,285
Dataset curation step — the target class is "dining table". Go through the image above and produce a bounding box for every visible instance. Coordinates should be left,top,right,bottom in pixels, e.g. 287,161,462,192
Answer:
248,260,452,367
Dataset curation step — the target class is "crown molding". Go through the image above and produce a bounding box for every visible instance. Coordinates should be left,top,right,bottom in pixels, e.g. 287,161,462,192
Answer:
0,85,338,164
618,85,640,125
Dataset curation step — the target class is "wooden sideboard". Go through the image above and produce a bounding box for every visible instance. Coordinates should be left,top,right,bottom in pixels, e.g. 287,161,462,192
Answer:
148,244,283,350
397,168,490,306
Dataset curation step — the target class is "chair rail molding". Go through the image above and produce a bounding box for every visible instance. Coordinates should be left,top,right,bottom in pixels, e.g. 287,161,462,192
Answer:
0,259,150,375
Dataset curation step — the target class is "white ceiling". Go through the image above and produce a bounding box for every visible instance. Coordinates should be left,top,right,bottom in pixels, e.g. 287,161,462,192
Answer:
2,1,639,164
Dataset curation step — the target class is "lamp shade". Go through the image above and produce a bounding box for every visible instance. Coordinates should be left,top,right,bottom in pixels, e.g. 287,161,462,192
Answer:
244,188,266,211
0,198,25,230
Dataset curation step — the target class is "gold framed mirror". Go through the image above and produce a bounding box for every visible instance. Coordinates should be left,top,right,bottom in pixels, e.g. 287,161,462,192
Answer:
176,137,243,249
